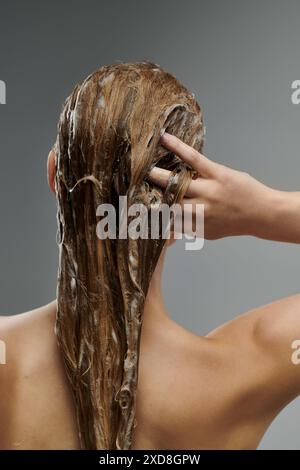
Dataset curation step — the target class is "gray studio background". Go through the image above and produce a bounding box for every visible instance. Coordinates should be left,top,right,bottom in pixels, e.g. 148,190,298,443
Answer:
0,0,299,449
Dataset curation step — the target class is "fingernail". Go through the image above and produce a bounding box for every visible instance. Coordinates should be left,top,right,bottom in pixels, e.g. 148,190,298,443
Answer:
160,132,173,143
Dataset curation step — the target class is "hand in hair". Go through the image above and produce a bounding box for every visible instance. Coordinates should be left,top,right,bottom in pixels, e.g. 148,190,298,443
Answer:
149,133,300,243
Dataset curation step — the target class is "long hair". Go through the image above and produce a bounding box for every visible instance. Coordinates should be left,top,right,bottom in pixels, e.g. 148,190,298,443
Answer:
54,61,205,449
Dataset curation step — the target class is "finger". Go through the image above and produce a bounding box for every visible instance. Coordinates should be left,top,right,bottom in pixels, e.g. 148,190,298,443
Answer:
148,166,200,198
160,132,216,176
173,198,205,238
148,167,170,188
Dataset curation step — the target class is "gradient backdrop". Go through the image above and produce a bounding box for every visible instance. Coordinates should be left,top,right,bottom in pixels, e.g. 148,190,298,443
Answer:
0,0,299,449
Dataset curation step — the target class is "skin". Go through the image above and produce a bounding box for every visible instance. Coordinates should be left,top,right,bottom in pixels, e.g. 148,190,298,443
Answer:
150,133,300,244
0,135,300,449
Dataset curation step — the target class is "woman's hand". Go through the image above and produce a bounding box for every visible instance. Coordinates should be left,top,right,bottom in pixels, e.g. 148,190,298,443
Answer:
148,132,282,241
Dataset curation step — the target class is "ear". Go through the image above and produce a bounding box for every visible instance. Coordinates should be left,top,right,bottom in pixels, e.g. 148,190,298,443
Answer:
47,149,57,194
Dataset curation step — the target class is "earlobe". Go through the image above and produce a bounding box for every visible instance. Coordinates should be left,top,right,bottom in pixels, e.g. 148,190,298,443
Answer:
47,149,57,194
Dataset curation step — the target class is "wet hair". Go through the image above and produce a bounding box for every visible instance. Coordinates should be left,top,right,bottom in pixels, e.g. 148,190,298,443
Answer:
54,61,205,449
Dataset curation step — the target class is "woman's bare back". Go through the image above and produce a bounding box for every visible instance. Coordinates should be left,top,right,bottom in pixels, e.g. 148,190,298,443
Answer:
0,294,300,450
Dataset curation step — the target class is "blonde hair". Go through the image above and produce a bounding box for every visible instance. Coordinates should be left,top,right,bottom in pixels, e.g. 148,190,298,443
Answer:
54,61,204,449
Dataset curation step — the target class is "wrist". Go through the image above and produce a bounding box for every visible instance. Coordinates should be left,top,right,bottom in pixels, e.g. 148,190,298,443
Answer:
251,188,300,243
245,184,281,240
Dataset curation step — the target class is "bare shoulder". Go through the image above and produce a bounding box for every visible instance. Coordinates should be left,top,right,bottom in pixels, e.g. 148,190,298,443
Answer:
251,293,300,396
0,314,13,331
0,311,38,380
208,293,300,341
0,302,57,379
251,293,300,344
0,310,42,358
207,293,300,400
0,314,17,366
0,302,80,450
0,313,22,447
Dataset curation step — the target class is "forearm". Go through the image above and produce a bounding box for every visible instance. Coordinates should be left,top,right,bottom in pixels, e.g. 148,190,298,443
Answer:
250,188,300,244
148,133,300,244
